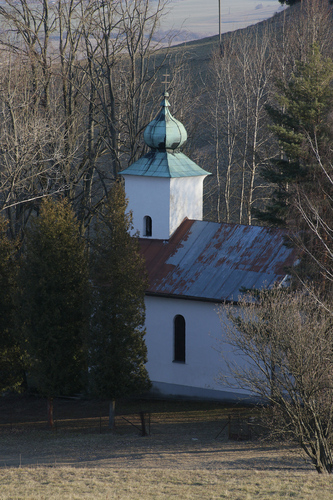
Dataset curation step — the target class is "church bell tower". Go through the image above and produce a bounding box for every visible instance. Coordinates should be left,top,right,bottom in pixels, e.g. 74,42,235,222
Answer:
120,92,210,240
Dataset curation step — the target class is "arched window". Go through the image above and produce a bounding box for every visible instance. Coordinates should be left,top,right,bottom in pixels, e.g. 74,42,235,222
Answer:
144,216,152,237
174,315,185,363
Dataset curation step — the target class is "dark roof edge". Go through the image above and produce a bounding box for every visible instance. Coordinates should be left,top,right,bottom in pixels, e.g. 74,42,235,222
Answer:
145,290,237,305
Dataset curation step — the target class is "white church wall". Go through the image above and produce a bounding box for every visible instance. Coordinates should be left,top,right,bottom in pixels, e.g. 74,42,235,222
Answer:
125,176,171,239
169,176,204,235
125,175,207,240
144,295,252,401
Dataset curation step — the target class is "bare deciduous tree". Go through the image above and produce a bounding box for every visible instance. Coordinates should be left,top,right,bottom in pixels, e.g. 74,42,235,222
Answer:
208,26,276,225
219,288,333,474
293,138,333,288
0,0,172,236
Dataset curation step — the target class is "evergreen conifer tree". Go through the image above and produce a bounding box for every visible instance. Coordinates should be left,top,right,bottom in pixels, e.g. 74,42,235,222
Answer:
21,198,89,427
0,217,25,392
89,182,150,427
258,46,333,289
260,46,333,225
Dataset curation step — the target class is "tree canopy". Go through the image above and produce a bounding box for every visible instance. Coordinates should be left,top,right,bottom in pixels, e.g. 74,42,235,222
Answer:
258,46,333,290
279,0,333,4
260,47,333,224
278,0,300,5
89,182,150,417
20,198,89,425
0,216,25,393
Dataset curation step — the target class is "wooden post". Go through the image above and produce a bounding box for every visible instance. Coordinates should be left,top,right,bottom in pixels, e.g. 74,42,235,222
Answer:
47,397,54,429
140,411,147,436
109,400,116,429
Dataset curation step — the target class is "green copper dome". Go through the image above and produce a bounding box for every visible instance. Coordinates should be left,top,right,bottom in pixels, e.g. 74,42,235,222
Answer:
121,93,210,179
144,92,187,150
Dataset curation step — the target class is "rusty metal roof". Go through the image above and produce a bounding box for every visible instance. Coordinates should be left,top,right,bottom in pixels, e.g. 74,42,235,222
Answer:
140,219,297,302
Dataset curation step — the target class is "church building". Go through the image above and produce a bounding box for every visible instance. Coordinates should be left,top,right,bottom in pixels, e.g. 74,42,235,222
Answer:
120,93,296,401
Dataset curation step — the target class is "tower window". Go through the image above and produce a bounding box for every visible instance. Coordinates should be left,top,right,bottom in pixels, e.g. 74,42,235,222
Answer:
174,315,185,363
144,216,152,237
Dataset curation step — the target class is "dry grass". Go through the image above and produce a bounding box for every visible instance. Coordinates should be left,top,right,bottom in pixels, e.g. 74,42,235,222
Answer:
0,467,333,499
0,396,332,499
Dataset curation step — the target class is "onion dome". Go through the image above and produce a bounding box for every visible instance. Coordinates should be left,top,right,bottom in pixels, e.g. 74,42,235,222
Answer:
120,92,210,179
144,92,187,150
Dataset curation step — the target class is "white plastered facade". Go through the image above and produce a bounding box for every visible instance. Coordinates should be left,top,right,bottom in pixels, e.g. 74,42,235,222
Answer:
125,175,205,240
144,296,251,401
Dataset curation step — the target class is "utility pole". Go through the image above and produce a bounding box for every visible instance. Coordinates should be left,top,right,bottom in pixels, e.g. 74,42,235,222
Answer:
218,0,222,55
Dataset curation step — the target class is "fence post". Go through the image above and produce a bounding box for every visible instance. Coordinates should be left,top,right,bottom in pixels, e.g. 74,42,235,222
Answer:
140,411,147,436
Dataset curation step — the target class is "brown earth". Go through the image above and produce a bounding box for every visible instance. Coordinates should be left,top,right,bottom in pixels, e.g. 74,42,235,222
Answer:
0,394,313,473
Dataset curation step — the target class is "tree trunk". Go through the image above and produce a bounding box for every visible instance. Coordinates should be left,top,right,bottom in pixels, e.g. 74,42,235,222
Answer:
47,397,54,429
109,400,116,429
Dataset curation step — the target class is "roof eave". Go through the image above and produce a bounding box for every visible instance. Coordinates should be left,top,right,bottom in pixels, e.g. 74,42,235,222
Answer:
144,290,235,305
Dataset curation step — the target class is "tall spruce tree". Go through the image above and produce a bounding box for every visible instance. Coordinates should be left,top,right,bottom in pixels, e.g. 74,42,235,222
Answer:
258,46,333,289
21,198,89,427
0,216,25,392
89,182,150,427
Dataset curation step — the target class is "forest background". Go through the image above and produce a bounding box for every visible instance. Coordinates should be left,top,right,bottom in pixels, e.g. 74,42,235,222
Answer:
0,0,331,238
0,0,332,408
0,1,332,367
0,0,333,475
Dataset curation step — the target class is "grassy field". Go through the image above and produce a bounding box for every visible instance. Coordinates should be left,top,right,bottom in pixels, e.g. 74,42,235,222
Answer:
0,396,332,499
1,467,333,499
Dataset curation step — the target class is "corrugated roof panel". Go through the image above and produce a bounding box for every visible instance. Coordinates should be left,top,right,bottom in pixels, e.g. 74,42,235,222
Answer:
140,220,297,302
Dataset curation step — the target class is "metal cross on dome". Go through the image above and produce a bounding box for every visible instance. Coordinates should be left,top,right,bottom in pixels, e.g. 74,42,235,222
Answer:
161,71,170,94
